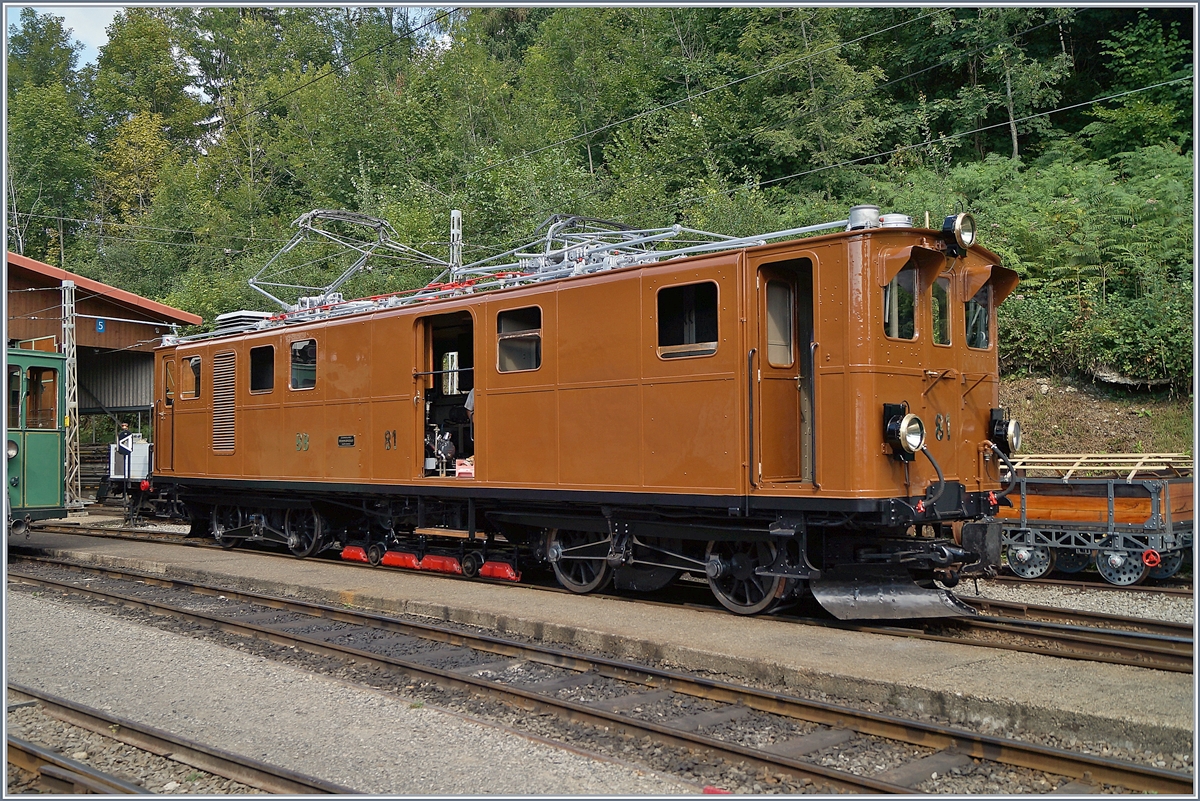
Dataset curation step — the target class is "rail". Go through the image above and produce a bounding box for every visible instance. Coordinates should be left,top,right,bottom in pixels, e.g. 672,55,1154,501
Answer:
8,558,1194,794
7,683,356,794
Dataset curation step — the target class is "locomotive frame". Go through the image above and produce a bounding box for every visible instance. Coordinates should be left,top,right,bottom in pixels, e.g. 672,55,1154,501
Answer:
151,207,1020,618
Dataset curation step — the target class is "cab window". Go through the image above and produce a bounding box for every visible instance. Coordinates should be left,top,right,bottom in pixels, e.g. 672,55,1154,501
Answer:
290,339,317,389
883,266,916,340
182,356,201,399
497,307,542,373
965,285,991,349
250,345,274,393
657,281,718,358
932,276,951,346
25,367,58,429
164,360,175,406
8,366,22,428
766,281,794,366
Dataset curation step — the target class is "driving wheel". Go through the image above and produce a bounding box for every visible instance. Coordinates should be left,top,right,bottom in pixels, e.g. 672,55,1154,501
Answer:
1095,550,1150,586
1055,549,1094,574
210,505,242,550
1005,543,1055,579
547,529,612,593
285,507,323,559
705,540,785,615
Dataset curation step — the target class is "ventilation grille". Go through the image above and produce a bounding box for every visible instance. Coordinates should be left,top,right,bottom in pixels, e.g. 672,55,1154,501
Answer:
212,351,236,452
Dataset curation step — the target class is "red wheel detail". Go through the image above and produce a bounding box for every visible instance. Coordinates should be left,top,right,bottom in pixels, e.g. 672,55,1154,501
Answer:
1142,549,1161,567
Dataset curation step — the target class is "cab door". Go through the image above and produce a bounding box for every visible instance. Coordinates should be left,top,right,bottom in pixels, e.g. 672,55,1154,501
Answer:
156,356,175,472
21,365,63,508
7,365,23,512
757,262,814,483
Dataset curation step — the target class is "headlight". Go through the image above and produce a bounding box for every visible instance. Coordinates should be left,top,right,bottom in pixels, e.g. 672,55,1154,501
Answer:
942,213,975,255
990,409,1021,454
885,410,926,457
6,440,17,459
998,419,1021,454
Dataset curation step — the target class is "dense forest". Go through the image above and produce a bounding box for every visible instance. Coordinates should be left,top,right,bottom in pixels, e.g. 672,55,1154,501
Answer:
5,6,1194,389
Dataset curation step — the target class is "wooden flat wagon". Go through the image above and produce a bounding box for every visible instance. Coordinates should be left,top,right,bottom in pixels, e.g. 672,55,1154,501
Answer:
996,453,1193,585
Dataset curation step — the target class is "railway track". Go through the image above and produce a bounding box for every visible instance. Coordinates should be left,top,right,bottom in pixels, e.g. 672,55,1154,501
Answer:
992,572,1193,598
8,556,1194,795
6,685,352,794
24,522,1194,673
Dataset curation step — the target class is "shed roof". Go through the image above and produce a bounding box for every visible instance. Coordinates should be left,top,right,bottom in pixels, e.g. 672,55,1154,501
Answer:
7,251,202,326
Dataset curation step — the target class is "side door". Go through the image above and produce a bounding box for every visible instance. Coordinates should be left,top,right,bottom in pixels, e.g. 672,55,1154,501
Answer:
7,365,24,511
156,356,175,472
22,365,63,508
756,262,814,483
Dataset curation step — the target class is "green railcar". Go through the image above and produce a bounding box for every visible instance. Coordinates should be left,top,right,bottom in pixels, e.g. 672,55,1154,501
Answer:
6,347,67,533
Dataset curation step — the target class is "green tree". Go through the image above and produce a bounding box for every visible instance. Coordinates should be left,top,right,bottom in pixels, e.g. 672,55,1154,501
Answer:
92,8,208,143
5,82,93,260
6,8,84,100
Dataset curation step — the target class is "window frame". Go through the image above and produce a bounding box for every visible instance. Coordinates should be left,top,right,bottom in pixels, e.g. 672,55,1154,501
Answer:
249,344,275,394
496,306,543,374
24,366,59,429
289,339,317,391
8,365,22,429
965,284,993,350
881,265,918,342
656,280,720,360
932,275,952,347
765,279,795,368
181,356,202,400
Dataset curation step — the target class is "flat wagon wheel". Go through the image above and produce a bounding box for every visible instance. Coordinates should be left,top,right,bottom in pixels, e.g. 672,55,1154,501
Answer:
1095,550,1150,586
210,505,242,550
285,507,324,559
1054,549,1094,574
1004,543,1055,580
547,529,612,594
704,539,785,615
1149,549,1185,580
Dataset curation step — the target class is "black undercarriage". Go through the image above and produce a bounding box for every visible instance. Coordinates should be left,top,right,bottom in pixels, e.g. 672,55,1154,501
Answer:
145,478,1002,619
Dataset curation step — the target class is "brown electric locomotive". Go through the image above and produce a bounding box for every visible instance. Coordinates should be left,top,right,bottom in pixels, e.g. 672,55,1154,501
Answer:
152,206,1022,619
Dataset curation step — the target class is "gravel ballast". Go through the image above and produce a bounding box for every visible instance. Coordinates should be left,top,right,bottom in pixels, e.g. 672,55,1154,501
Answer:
4,591,696,795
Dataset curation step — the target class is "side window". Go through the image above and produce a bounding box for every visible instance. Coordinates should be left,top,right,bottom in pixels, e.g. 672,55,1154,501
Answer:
164,360,175,406
290,339,317,389
932,276,951,346
766,281,794,367
497,307,542,373
25,367,58,429
883,265,916,340
965,284,992,349
657,281,718,358
182,357,201,399
250,345,274,393
8,366,22,428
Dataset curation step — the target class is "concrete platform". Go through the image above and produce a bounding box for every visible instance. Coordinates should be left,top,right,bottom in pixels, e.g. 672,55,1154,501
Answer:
7,529,1194,753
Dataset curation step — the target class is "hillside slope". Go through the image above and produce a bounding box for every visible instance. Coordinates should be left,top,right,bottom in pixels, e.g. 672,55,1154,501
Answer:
998,377,1193,456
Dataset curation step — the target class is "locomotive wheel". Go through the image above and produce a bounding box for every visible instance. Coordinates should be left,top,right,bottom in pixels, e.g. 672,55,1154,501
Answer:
1004,544,1055,579
547,529,612,594
462,551,484,579
1055,549,1094,574
285,508,323,559
1095,550,1150,586
705,540,785,615
210,505,242,550
1149,549,1185,580
367,543,384,566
